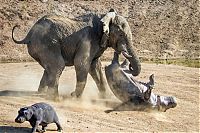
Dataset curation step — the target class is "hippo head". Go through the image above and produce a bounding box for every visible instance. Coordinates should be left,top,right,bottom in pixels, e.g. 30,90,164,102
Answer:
156,95,177,112
146,89,177,112
106,53,177,112
15,107,33,123
138,74,177,112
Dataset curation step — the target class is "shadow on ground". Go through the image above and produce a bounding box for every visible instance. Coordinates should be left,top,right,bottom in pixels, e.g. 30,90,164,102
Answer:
0,90,151,113
0,126,31,133
0,90,45,97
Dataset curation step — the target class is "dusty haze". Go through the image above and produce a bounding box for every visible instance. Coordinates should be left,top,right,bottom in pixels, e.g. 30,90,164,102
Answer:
0,62,199,132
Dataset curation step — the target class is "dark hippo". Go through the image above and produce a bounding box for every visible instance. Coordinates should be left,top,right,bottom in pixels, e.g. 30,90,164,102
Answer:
15,102,62,133
105,52,177,112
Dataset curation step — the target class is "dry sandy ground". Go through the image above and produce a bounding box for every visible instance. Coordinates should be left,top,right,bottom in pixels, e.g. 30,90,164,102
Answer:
0,62,199,132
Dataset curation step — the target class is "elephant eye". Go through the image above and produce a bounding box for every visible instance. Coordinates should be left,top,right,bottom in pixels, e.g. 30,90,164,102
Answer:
120,33,124,37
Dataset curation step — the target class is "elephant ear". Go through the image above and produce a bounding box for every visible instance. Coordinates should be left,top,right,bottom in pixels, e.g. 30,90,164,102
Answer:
101,9,117,34
100,9,116,47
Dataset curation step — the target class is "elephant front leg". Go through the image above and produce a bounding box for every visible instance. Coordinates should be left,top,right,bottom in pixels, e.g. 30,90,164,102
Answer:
71,56,91,98
89,59,108,98
71,67,89,98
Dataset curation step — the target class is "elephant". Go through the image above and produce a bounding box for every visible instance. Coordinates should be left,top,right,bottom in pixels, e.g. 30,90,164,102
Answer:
12,9,141,99
105,52,177,112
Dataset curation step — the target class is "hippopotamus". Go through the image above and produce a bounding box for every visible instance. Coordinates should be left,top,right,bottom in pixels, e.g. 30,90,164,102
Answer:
15,102,62,133
105,52,177,112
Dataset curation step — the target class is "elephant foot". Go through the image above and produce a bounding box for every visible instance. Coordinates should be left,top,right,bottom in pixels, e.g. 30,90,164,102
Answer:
46,95,60,102
98,91,107,99
71,91,82,98
104,109,113,113
47,89,60,101
38,87,47,93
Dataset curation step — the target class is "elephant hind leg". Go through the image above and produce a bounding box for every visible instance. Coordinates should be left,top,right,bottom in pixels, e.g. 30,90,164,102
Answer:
38,54,65,100
71,65,89,98
46,58,65,99
38,70,48,93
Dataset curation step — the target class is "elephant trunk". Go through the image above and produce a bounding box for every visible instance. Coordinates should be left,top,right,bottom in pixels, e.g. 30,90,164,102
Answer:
123,36,141,76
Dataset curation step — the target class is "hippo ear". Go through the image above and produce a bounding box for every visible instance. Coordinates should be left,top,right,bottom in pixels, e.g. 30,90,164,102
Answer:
21,107,28,112
20,107,25,111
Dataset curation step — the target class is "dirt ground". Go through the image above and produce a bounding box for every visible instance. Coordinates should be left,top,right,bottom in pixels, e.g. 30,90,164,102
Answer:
0,62,199,132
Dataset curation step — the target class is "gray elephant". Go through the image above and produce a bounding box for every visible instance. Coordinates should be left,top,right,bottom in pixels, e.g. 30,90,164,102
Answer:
105,52,177,112
12,9,141,99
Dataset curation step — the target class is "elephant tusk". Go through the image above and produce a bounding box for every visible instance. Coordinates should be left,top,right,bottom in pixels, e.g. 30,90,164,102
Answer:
122,51,132,58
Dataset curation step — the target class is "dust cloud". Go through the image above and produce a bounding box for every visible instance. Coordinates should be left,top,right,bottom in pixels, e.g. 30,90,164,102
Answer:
0,64,42,97
0,62,199,131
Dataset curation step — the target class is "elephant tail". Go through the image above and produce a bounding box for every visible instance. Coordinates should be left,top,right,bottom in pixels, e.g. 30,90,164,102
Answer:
12,25,29,44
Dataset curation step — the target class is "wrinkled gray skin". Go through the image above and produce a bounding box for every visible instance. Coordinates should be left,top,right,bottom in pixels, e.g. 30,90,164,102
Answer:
12,10,141,99
105,52,177,113
15,103,62,133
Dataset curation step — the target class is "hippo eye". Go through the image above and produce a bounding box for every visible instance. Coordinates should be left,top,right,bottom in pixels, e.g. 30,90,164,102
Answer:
24,111,28,116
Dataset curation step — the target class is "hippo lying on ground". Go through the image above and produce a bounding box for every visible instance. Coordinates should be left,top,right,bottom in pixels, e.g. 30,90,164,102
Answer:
105,52,177,113
15,102,62,133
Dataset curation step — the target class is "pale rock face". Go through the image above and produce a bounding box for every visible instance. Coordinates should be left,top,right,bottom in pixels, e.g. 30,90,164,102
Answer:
40,0,48,3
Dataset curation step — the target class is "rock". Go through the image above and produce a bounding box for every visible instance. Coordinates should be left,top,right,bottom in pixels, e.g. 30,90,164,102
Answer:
40,0,48,3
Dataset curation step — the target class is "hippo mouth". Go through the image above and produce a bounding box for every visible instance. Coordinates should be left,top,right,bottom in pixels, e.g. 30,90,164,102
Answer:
15,117,26,123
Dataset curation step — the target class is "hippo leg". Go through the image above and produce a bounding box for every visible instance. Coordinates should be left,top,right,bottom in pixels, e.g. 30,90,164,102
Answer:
55,120,62,132
42,125,47,132
148,74,154,88
32,120,41,133
36,128,43,133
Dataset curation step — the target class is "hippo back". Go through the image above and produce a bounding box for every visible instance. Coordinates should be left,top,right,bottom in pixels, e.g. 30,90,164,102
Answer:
105,62,143,102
